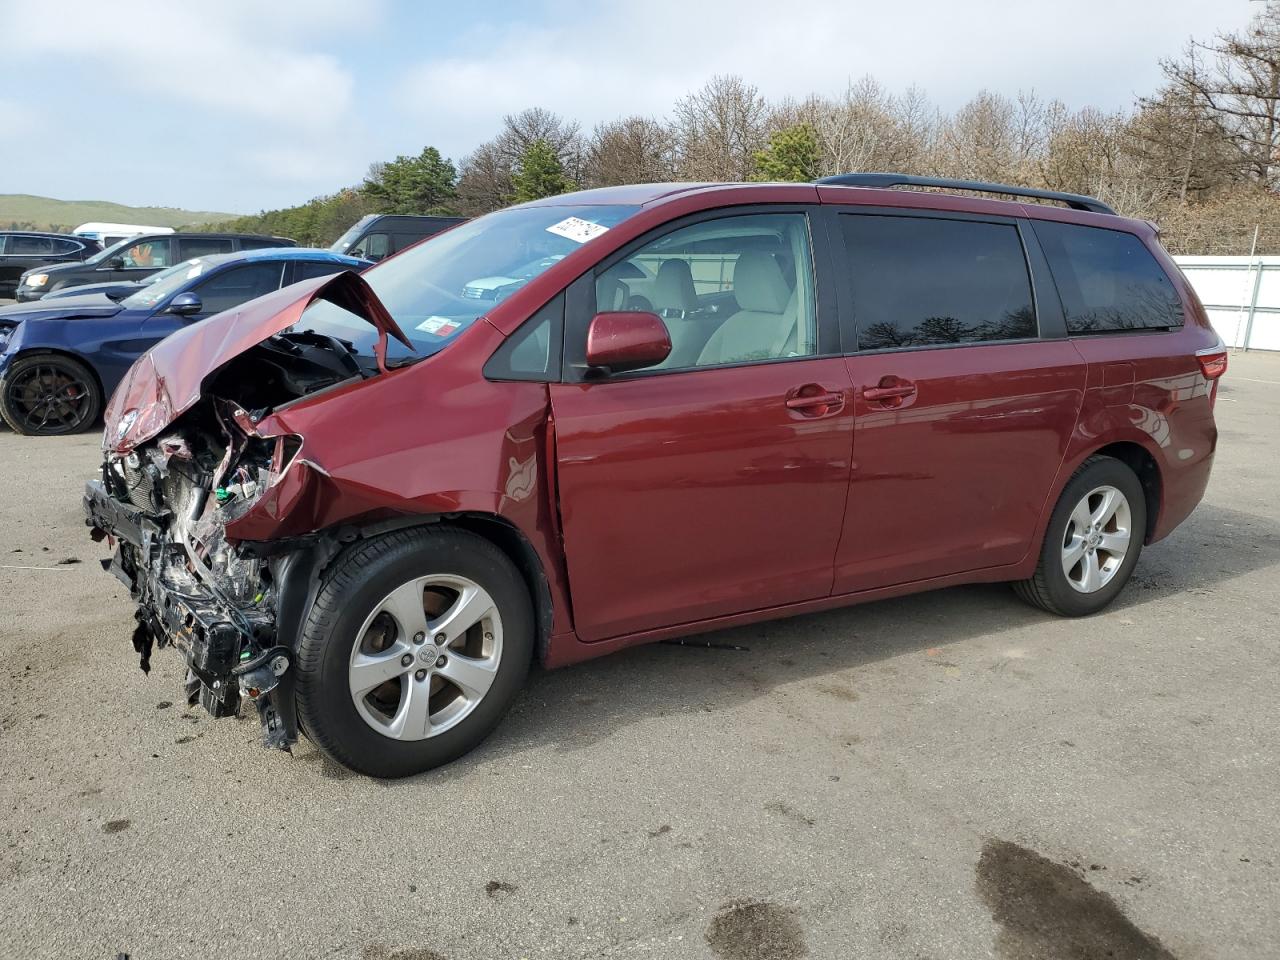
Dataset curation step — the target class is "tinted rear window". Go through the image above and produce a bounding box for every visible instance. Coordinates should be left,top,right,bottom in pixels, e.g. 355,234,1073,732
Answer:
840,214,1037,350
180,237,236,258
1034,221,1182,333
8,235,58,256
293,260,351,282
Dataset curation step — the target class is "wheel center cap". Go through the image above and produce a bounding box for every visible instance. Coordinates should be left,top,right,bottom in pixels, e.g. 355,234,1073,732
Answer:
1087,532,1101,549
418,644,439,664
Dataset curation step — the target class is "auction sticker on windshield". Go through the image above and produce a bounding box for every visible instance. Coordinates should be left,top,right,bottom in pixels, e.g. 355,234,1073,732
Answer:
416,316,461,337
546,217,609,243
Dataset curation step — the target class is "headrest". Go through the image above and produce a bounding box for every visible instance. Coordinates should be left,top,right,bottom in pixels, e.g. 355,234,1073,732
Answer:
653,259,698,312
597,276,626,311
733,250,791,314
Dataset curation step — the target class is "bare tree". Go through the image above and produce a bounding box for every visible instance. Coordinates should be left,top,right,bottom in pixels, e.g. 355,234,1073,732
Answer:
496,107,585,182
1164,4,1280,186
936,90,1022,181
1128,81,1239,202
455,140,513,215
672,75,769,180
795,77,934,177
584,116,676,187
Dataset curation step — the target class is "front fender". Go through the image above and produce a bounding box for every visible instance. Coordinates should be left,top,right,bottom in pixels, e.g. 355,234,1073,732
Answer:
221,330,573,636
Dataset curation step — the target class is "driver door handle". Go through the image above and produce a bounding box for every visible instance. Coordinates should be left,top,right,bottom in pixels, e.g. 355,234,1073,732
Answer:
863,378,917,406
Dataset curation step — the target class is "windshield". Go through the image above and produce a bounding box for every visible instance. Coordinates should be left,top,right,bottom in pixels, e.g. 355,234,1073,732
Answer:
329,216,376,254
84,235,141,265
298,204,639,361
121,258,209,309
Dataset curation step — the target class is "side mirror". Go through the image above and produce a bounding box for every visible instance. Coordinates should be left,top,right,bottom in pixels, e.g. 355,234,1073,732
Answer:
107,257,125,270
585,311,671,375
167,292,203,317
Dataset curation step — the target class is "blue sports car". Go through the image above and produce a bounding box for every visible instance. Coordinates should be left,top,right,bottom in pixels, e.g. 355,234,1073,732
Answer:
0,248,371,436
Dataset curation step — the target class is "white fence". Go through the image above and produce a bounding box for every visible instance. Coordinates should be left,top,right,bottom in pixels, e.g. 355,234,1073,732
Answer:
1175,255,1280,352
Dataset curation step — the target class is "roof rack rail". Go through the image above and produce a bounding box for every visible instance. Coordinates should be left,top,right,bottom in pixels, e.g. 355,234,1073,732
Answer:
815,173,1116,216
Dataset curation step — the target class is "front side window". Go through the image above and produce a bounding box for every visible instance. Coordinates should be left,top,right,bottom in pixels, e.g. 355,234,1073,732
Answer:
193,262,285,314
123,259,212,309
840,214,1037,350
119,238,173,269
1034,221,1183,333
593,213,817,370
85,236,140,265
350,232,390,261
329,216,377,254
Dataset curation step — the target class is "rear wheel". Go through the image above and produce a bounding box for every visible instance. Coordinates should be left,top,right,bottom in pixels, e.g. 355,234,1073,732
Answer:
294,526,534,778
0,353,102,436
1013,456,1146,617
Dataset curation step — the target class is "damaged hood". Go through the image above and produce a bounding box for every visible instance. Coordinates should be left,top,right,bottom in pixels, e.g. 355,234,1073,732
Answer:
103,270,413,455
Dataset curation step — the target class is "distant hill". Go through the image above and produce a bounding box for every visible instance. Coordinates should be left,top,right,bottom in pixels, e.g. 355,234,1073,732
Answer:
0,194,239,233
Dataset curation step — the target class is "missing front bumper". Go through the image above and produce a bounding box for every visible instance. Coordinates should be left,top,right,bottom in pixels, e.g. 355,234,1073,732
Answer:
84,478,297,749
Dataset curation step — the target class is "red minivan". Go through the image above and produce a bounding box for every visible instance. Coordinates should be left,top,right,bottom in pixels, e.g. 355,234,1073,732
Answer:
85,175,1226,777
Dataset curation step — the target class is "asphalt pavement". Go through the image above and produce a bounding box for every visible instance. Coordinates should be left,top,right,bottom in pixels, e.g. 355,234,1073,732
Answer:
1,352,1278,959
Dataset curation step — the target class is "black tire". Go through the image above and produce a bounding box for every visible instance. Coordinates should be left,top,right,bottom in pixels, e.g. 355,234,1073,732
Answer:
0,353,102,436
1013,455,1147,617
294,526,533,778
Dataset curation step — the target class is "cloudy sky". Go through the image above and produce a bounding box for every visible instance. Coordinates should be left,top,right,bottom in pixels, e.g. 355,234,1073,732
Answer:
0,0,1258,214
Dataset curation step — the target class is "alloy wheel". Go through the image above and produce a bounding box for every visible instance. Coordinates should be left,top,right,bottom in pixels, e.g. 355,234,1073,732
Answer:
348,574,503,741
1060,484,1132,594
5,362,95,434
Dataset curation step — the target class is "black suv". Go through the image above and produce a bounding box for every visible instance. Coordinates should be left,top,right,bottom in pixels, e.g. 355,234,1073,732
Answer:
329,214,465,262
14,232,295,301
0,232,101,299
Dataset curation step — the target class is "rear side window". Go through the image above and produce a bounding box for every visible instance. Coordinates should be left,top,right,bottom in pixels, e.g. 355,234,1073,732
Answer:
180,237,235,258
840,214,1036,350
9,235,57,256
1034,221,1183,333
293,260,350,282
392,233,424,254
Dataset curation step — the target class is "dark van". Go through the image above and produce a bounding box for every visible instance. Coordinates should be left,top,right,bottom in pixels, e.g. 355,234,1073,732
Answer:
329,214,466,262
15,233,295,301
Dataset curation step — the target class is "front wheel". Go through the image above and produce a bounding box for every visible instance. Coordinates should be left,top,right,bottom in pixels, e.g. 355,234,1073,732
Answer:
294,526,534,778
0,353,102,436
1013,456,1146,617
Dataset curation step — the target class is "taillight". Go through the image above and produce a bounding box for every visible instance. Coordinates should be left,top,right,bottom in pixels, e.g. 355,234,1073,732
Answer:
1197,350,1228,381
1196,342,1228,408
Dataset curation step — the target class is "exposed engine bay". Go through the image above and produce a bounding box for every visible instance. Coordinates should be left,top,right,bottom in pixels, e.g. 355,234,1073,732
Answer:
84,332,371,748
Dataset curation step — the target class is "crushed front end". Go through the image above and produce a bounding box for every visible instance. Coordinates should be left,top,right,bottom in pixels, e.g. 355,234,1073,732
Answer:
83,270,410,750
85,405,304,748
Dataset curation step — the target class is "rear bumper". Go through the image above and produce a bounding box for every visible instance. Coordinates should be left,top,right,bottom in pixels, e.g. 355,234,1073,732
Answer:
1152,438,1216,543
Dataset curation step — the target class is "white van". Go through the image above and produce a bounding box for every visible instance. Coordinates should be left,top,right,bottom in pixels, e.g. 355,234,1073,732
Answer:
72,223,174,247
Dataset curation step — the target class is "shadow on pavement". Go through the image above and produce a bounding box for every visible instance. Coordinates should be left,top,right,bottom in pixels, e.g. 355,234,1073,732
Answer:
382,498,1280,785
